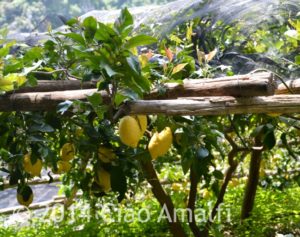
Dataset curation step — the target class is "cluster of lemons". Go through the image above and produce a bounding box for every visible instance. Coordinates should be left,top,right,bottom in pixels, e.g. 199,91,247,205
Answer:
17,143,75,207
94,115,174,195
17,115,174,207
119,115,173,160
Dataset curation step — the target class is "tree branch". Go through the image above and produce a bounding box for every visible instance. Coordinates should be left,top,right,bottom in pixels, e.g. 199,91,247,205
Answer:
187,168,202,236
140,158,187,237
241,136,263,220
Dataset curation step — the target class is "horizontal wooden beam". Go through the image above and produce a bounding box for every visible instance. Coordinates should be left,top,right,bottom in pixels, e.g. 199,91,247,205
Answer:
147,72,276,98
13,72,276,97
276,78,300,94
126,95,300,116
0,73,299,114
14,80,97,93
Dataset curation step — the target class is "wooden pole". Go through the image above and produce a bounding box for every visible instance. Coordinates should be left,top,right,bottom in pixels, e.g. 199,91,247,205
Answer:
127,95,300,116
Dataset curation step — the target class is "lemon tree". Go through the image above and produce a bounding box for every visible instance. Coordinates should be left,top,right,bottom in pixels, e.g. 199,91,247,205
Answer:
0,6,299,237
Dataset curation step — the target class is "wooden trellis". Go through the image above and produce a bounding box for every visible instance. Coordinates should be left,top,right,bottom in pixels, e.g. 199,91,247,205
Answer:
1,72,300,114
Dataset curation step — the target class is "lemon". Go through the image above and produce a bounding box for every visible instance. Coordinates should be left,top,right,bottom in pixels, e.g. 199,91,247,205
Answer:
23,153,42,177
57,160,72,173
229,178,239,188
60,143,75,161
98,146,116,163
96,168,111,193
202,189,211,200
148,127,173,160
119,115,147,148
171,183,181,191
17,185,33,207
136,115,147,135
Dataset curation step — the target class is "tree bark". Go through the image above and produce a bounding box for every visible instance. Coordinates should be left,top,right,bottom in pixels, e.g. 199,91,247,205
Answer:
140,159,187,237
276,78,300,94
241,136,263,220
127,95,300,116
13,80,97,93
13,72,275,95
187,169,202,237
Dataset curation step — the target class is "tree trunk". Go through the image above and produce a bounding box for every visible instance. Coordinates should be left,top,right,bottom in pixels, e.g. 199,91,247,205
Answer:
140,159,187,237
187,169,202,236
241,136,263,219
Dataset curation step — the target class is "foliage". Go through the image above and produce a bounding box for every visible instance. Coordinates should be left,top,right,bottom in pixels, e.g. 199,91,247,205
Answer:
0,3,299,237
0,185,299,236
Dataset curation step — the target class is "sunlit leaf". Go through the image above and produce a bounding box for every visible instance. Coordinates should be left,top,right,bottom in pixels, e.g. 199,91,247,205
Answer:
57,100,73,114
165,47,173,62
171,63,188,75
83,16,97,41
0,73,26,91
114,7,133,37
186,22,194,41
205,48,217,62
124,35,157,49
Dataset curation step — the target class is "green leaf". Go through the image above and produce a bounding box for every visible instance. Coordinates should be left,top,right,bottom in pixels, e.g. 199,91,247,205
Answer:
181,149,193,174
95,22,116,41
29,123,54,133
126,56,141,75
83,16,98,42
66,18,79,26
251,125,265,137
28,134,47,142
0,46,10,58
101,62,121,78
87,93,103,107
213,170,224,180
115,89,139,106
57,100,73,114
124,35,157,49
295,55,300,65
63,32,86,45
110,166,127,202
263,131,276,150
0,41,15,57
197,147,209,159
126,56,151,93
24,47,43,61
114,7,133,37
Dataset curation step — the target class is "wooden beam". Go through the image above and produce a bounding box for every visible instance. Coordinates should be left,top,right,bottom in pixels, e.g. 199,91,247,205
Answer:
0,89,105,111
13,72,276,97
146,72,276,98
13,80,97,93
276,78,300,94
126,95,300,116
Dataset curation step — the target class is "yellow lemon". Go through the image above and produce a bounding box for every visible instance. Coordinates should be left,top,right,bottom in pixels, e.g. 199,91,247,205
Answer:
98,146,116,163
171,183,181,191
119,115,147,148
229,178,239,188
23,154,42,177
202,189,211,200
60,143,75,161
148,127,173,160
135,115,147,135
57,160,72,173
96,168,111,193
17,185,33,207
